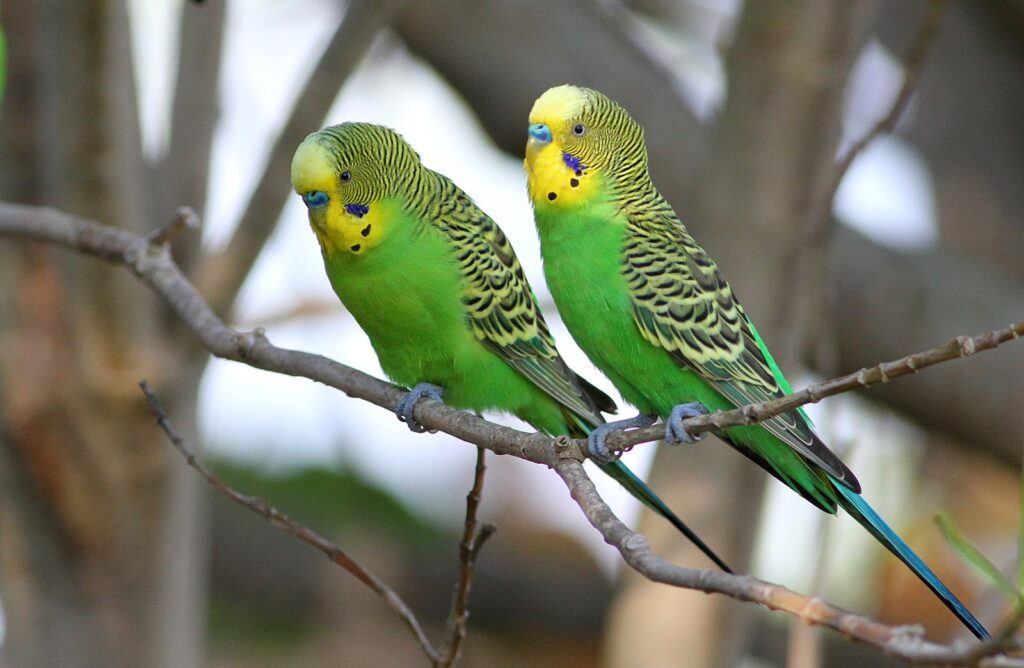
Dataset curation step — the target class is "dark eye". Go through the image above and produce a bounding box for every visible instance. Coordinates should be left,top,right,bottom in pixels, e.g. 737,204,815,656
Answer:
572,123,586,136
340,171,352,182
301,191,329,208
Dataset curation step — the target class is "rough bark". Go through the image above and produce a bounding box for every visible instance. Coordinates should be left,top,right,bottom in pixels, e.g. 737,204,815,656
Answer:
0,1,212,665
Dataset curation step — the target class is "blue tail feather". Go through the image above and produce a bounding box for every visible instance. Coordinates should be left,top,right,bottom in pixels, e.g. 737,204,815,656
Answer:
598,460,733,573
834,483,989,639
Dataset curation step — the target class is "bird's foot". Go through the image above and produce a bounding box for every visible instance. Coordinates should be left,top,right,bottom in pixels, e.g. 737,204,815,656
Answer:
395,383,445,433
587,414,658,463
664,402,709,445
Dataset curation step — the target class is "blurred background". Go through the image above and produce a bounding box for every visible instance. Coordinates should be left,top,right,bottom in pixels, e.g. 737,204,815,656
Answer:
0,0,1021,666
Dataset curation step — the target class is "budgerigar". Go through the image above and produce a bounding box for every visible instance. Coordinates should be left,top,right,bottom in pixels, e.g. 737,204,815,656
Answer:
524,85,988,638
290,122,730,572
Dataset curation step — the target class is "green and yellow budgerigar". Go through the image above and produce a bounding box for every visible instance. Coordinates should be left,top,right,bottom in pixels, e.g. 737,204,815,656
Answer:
290,122,730,572
524,85,988,638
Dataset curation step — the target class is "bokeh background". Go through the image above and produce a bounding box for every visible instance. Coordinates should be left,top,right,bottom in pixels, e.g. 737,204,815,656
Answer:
1,0,1021,666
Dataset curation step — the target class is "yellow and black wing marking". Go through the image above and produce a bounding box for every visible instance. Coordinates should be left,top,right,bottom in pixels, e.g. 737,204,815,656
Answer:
429,173,614,425
622,208,859,491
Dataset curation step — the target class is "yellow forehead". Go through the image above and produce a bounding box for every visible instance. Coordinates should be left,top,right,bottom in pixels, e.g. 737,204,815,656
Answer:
529,85,587,125
290,135,336,193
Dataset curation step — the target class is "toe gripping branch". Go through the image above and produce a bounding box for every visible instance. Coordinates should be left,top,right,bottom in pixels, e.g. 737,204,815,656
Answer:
587,414,658,463
664,402,709,445
395,383,445,433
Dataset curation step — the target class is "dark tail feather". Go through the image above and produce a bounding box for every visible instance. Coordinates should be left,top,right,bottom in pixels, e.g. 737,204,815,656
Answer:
834,483,989,639
598,460,733,573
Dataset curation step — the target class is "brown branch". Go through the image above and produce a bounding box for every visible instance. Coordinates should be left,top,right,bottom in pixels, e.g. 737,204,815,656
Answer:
599,317,1024,454
441,447,496,667
146,206,200,246
195,0,406,315
554,458,1023,667
138,380,444,664
2,202,1022,663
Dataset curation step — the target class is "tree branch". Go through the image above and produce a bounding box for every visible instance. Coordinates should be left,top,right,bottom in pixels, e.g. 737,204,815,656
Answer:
555,458,1023,667
138,380,445,664
599,316,1024,454
2,201,1021,663
441,447,496,667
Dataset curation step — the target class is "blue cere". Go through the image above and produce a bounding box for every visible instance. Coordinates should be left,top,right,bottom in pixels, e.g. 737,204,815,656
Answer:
302,191,328,208
528,123,552,143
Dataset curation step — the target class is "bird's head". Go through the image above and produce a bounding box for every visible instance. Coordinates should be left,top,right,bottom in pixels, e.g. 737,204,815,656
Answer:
291,123,421,257
524,85,647,209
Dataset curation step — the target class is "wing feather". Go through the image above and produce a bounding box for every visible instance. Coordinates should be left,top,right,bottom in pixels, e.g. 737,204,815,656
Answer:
622,209,859,491
431,174,614,424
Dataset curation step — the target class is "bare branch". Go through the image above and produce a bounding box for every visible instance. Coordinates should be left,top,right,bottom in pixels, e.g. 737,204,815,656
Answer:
2,202,1022,662
441,447,496,667
600,317,1024,453
146,206,200,246
195,0,405,315
138,380,445,665
554,458,1023,666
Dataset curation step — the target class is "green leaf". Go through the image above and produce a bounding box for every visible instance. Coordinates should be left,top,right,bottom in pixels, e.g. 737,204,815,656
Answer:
937,512,1020,603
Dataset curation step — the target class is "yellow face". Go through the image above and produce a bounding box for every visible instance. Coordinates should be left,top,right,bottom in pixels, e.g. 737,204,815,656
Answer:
290,135,389,258
524,85,603,210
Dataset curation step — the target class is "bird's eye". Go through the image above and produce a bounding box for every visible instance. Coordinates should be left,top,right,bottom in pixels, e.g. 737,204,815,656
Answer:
302,191,329,208
572,123,586,136
340,171,352,182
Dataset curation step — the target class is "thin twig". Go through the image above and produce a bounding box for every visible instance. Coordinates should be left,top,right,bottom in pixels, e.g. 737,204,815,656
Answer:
441,447,496,667
146,207,200,246
138,381,444,664
600,318,1024,453
2,202,1022,663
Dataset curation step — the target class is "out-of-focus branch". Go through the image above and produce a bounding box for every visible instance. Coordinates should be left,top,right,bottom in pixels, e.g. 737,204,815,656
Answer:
2,202,1022,662
394,0,708,177
157,0,226,272
139,381,445,665
814,0,947,245
195,0,405,315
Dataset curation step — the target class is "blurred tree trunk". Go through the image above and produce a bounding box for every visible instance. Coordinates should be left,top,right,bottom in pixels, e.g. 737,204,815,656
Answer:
0,1,220,665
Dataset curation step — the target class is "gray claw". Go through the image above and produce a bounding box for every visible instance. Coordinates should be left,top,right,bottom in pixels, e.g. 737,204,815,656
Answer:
664,402,709,444
396,383,444,433
587,414,657,463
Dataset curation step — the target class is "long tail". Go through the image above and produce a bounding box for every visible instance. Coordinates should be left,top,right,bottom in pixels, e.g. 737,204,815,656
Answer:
598,460,733,573
834,483,989,639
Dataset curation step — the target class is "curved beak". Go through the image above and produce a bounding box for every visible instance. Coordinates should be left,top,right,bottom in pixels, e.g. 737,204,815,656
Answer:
526,123,553,169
